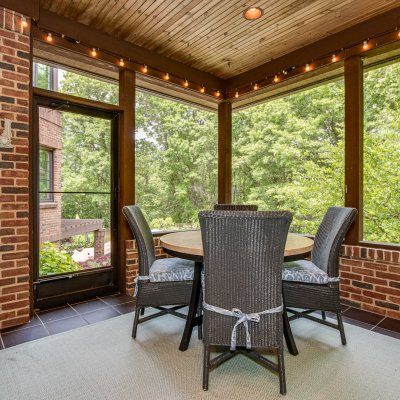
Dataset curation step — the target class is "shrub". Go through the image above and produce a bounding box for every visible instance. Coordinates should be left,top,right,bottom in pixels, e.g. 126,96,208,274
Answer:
39,242,83,276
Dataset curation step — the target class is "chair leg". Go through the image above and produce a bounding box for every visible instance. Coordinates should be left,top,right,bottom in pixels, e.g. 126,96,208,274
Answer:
132,306,142,339
321,311,326,320
277,346,287,395
140,308,145,316
203,344,210,391
337,313,347,345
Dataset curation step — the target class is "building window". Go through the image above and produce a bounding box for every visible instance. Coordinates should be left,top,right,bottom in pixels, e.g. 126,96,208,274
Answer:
39,147,54,202
363,59,400,244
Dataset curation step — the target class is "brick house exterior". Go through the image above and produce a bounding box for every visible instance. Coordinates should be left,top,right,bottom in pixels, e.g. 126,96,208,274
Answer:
38,107,62,244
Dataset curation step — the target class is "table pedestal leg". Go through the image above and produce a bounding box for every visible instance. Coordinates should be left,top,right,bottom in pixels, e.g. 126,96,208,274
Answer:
283,306,298,356
179,261,203,351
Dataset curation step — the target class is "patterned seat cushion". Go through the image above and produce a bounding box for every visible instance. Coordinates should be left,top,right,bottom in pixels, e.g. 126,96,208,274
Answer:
149,257,194,282
282,260,337,284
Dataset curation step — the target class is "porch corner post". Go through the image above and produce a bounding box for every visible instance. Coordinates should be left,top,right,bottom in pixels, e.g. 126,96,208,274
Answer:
218,100,232,204
118,69,136,292
344,55,363,244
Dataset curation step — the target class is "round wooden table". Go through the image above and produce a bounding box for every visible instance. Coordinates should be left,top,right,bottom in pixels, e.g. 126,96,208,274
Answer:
160,230,313,353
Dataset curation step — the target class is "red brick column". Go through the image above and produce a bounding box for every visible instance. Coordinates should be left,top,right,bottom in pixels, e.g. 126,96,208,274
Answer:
125,237,169,296
340,245,400,319
0,8,31,329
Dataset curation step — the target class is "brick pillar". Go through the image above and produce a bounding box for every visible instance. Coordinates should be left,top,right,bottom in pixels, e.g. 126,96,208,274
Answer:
0,8,31,329
93,228,105,259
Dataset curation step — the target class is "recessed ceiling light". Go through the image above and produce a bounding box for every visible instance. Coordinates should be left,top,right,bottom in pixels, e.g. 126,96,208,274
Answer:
243,7,264,20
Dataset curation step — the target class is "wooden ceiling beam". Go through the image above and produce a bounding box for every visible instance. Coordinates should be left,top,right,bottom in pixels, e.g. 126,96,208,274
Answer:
36,8,225,92
0,0,39,19
225,6,400,91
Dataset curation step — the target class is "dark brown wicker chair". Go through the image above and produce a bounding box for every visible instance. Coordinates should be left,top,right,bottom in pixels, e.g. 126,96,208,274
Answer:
199,210,293,394
282,206,357,345
122,205,195,339
213,204,258,211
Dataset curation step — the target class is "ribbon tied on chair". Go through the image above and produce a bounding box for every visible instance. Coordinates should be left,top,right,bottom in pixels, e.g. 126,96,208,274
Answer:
203,303,283,351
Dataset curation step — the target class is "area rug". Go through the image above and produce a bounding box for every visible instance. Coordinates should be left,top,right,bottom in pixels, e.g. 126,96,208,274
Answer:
0,312,399,400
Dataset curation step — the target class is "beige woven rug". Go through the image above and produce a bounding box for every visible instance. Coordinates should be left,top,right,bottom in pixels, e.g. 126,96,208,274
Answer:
0,312,399,400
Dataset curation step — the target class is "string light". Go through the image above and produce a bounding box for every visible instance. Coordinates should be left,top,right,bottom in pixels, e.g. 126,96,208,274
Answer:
363,40,369,50
46,33,53,42
142,64,148,73
200,86,205,93
21,17,28,28
183,79,189,87
119,58,125,67
253,83,259,90
91,48,97,57
332,53,337,62
235,90,239,98
164,72,170,80
305,63,311,72
273,75,279,83
215,90,220,97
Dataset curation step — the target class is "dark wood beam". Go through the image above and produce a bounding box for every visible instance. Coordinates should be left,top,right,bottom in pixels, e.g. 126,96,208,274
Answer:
218,101,232,204
226,6,400,91
0,0,39,19
36,9,224,92
344,56,363,244
118,69,136,293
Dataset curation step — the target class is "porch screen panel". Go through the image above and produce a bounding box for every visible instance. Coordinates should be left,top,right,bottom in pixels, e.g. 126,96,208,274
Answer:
363,60,400,244
232,80,345,235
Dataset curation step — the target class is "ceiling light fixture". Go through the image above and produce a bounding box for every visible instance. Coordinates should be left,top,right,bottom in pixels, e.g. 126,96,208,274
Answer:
243,7,264,21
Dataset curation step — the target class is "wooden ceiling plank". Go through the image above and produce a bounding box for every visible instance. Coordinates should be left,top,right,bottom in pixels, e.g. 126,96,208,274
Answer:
118,0,176,40
163,0,302,59
151,0,238,54
125,0,190,44
135,0,204,46
173,0,332,65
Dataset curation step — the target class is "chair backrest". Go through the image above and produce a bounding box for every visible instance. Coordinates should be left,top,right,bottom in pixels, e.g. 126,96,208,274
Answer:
213,204,258,211
312,207,357,277
122,205,156,276
199,210,292,348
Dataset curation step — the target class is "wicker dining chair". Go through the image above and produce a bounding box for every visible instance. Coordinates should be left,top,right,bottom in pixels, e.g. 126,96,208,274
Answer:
282,206,357,345
199,210,293,394
213,204,258,211
122,205,195,339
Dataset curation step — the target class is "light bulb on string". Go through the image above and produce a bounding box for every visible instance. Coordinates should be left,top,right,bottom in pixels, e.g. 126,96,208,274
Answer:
215,90,221,97
91,48,97,57
332,54,337,62
305,63,310,72
119,58,125,67
21,17,28,28
142,64,148,73
273,75,279,83
164,72,170,80
183,79,189,87
235,90,239,98
363,40,369,50
46,32,53,42
200,86,205,94
253,83,259,90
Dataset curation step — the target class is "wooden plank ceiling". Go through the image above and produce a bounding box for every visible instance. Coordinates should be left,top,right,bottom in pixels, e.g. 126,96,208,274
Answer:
39,0,400,79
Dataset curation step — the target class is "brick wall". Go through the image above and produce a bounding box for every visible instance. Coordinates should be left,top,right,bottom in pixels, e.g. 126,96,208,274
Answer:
125,237,168,296
38,107,62,243
0,8,31,329
340,245,400,319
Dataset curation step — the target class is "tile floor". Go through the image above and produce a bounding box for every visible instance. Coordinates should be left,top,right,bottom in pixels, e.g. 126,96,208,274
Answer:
0,293,135,349
0,298,399,349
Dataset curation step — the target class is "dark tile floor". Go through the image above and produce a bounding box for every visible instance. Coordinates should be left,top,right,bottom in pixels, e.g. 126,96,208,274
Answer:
0,293,135,349
0,299,399,349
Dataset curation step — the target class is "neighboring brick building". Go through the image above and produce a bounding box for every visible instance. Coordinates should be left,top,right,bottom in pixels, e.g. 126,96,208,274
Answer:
38,107,62,244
